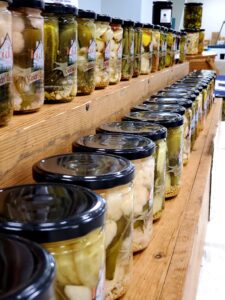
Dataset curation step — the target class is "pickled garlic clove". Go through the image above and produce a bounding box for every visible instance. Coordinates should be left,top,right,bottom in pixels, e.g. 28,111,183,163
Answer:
56,254,81,286
64,285,92,300
106,191,123,221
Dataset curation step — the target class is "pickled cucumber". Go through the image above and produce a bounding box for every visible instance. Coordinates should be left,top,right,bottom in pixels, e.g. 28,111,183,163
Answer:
44,19,59,74
59,22,76,63
78,21,93,48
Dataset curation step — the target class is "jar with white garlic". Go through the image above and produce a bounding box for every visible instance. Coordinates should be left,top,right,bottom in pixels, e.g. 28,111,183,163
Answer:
95,14,112,89
97,121,167,221
0,0,13,126
32,152,135,300
73,133,156,253
11,0,44,113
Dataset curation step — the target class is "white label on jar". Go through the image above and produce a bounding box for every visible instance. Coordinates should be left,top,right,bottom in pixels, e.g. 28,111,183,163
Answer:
191,115,195,134
117,41,122,59
69,39,77,64
130,39,134,56
88,39,96,61
105,41,111,61
95,265,105,300
160,9,172,23
33,41,44,70
0,34,13,73
149,42,153,53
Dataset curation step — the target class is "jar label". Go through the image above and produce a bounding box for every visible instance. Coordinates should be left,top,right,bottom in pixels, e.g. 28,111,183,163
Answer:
95,265,105,300
105,41,111,61
69,39,77,64
117,41,123,59
130,39,134,56
88,39,96,61
33,41,44,70
149,42,153,53
0,34,13,86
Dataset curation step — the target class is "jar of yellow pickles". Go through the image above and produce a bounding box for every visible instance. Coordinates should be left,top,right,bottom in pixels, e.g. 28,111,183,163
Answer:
0,183,106,300
141,23,153,74
151,25,160,72
32,153,135,300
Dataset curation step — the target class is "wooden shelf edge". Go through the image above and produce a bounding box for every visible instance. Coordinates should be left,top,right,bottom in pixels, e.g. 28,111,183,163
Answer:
0,63,189,187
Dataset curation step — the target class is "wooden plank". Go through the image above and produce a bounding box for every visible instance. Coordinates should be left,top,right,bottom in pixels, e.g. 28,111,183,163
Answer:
120,99,222,300
0,63,189,188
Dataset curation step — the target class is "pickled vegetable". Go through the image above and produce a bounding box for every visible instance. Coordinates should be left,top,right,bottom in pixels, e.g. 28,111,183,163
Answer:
121,22,134,80
184,3,203,30
151,26,160,72
109,19,123,84
186,31,199,55
12,8,44,112
44,12,77,102
0,2,13,126
180,32,187,63
77,16,96,95
198,29,204,54
158,27,167,70
133,24,142,77
183,109,192,165
141,25,153,74
165,125,184,198
165,30,174,67
95,16,112,88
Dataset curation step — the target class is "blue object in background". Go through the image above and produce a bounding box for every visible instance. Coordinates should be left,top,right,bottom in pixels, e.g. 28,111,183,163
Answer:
215,75,225,97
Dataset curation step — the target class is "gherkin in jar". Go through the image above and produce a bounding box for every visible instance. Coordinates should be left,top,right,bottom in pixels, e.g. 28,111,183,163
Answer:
44,4,78,102
133,22,142,77
180,31,187,63
152,25,160,72
158,27,167,70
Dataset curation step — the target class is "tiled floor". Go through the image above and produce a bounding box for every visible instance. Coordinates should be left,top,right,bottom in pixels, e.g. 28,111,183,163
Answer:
197,122,225,300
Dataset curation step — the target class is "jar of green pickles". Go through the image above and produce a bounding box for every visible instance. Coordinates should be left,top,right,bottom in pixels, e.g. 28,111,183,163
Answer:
165,28,174,67
0,234,56,300
0,183,106,300
186,29,199,55
73,133,155,252
158,26,167,70
97,121,167,221
95,14,112,89
141,23,153,75
77,9,96,95
123,111,184,198
198,29,205,54
44,3,77,102
174,31,181,64
109,18,123,84
11,0,44,113
121,20,135,80
152,25,160,72
183,2,203,30
0,0,13,126
180,31,187,63
133,22,142,77
32,153,135,300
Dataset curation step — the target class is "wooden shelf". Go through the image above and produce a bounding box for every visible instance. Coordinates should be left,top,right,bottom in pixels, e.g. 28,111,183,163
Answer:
185,51,218,73
121,99,222,300
0,63,189,187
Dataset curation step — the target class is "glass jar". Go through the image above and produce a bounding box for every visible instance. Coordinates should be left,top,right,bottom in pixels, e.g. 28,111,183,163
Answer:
183,2,203,30
123,111,184,198
158,26,167,70
121,20,135,80
165,29,174,67
73,133,155,252
109,18,123,84
77,9,96,95
32,153,135,300
146,98,193,165
180,31,187,63
186,30,199,55
131,103,186,116
43,4,77,102
95,14,112,89
11,0,44,113
152,25,160,72
174,31,181,64
198,29,205,54
0,234,56,300
0,0,13,126
0,183,106,300
97,121,167,222
133,22,142,77
141,23,153,74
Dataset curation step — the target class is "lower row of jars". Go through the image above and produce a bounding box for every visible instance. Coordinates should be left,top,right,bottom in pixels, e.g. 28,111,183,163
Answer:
0,70,216,300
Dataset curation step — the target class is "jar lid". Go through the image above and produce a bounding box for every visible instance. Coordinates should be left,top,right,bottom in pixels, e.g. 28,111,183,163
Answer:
111,17,124,25
0,234,55,300
78,9,96,19
185,2,203,6
153,1,173,5
154,24,161,30
131,103,185,115
135,22,143,28
73,133,155,160
151,94,196,102
123,19,135,27
11,0,44,9
180,31,187,36
123,111,183,128
157,90,195,97
97,121,167,141
146,98,193,109
143,23,154,29
44,3,77,14
96,13,111,22
183,28,200,33
33,153,135,190
0,183,106,243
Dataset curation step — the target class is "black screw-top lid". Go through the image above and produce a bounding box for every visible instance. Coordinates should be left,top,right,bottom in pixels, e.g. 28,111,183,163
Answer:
131,103,185,116
0,234,55,300
123,111,184,128
97,121,167,141
135,22,143,28
0,183,105,243
156,90,199,98
184,2,203,5
44,3,77,14
143,23,154,29
73,133,155,160
11,0,44,9
181,31,187,36
78,9,96,19
150,94,197,102
182,28,201,33
111,17,124,25
145,98,193,109
33,153,135,190
154,24,161,30
96,13,111,22
123,19,135,27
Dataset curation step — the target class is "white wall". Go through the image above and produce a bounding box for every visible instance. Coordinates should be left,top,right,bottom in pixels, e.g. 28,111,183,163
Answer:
78,0,101,13
140,0,153,23
172,0,185,30
202,0,225,41
101,0,141,20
